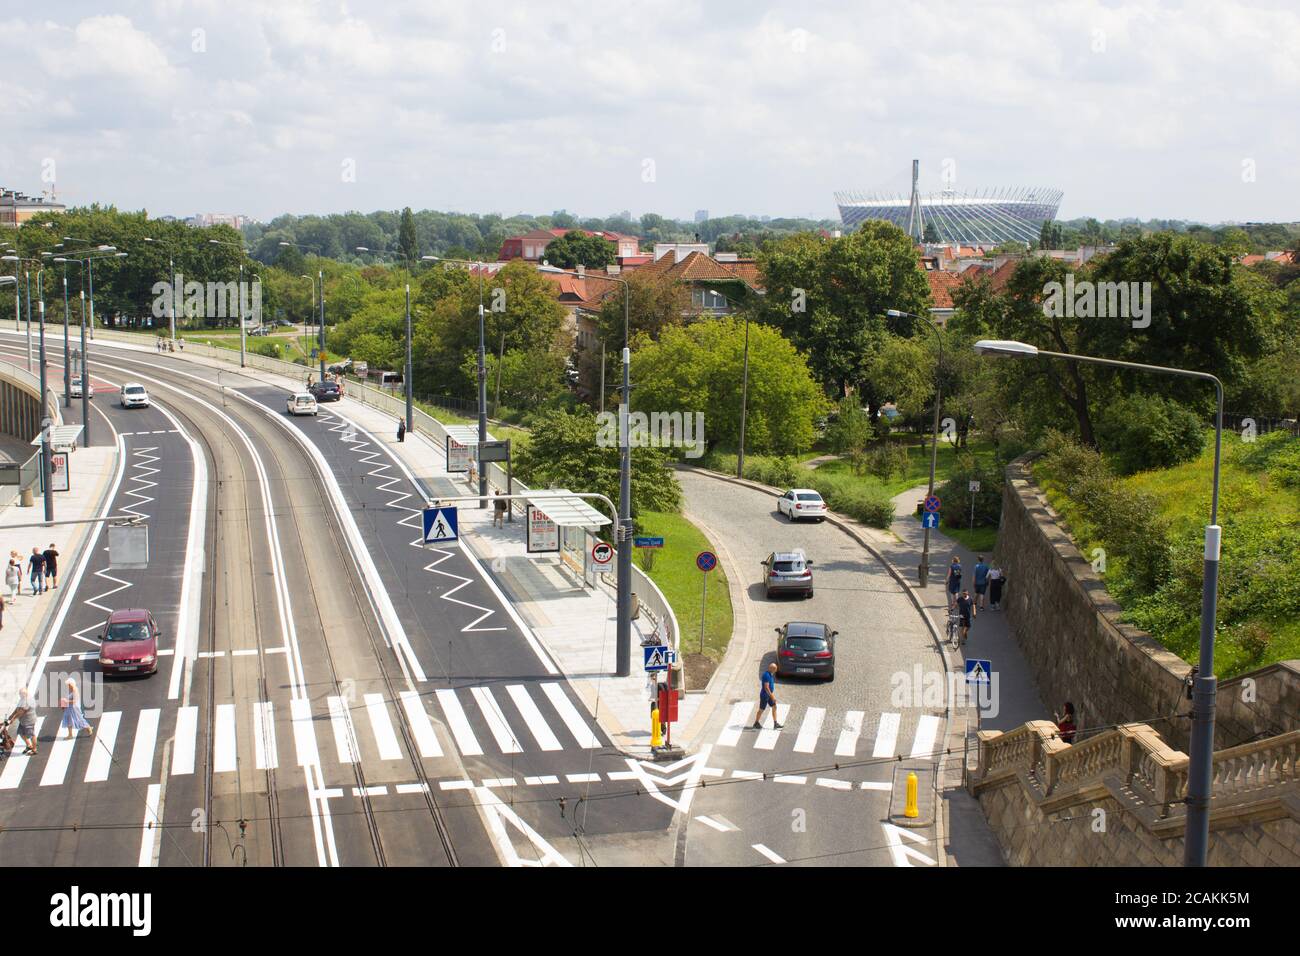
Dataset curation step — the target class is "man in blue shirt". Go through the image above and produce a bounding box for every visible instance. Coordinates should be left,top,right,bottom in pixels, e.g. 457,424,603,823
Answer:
973,555,991,610
750,662,783,730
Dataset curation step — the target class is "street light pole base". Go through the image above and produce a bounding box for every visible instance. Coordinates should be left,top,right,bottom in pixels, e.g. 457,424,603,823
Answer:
918,563,929,588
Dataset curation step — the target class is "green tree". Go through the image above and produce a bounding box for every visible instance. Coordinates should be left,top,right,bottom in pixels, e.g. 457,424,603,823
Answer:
542,231,616,269
398,206,419,264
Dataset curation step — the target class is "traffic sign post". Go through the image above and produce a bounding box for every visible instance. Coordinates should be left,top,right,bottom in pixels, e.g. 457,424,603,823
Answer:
591,540,614,567
922,512,940,530
923,494,942,513
422,506,459,544
965,659,992,685
968,480,980,530
696,550,717,654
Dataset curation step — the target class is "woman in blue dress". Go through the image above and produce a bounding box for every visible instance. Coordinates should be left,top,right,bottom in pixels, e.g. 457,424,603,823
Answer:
60,677,93,739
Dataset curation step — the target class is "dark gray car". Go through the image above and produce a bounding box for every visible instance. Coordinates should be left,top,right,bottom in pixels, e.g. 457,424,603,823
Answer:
775,621,837,680
761,549,814,598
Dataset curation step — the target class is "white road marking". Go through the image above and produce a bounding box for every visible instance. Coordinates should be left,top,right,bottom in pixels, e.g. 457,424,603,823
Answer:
0,717,44,789
873,712,901,758
139,783,162,868
815,777,852,791
792,706,825,753
482,777,516,788
364,693,403,761
85,712,121,783
910,715,941,758
773,774,806,785
172,706,197,776
730,769,763,780
436,688,482,756
716,701,753,747
214,704,237,772
128,708,160,778
836,710,864,756
40,732,78,786
440,779,474,791
752,843,786,864
694,815,734,832
565,773,600,783
291,698,319,767
327,696,360,764
353,786,388,797
524,775,559,785
539,682,600,748
861,781,892,791
506,684,563,751
754,704,791,750
398,691,443,758
254,701,278,770
395,783,429,794
470,687,523,753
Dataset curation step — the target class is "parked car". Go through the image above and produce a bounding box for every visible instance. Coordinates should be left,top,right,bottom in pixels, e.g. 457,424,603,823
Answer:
70,376,90,398
120,383,150,408
777,488,827,521
274,318,294,327
308,380,342,402
775,621,837,680
98,608,161,676
327,359,352,374
761,549,814,598
286,392,319,416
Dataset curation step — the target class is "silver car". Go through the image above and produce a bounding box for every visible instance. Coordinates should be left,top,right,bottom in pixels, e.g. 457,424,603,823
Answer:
761,549,814,598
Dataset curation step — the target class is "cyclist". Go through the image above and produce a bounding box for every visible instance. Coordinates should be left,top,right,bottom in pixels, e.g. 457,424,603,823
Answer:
956,589,975,645
946,556,962,609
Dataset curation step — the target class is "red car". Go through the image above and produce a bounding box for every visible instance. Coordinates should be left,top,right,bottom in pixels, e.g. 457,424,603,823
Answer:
97,608,160,676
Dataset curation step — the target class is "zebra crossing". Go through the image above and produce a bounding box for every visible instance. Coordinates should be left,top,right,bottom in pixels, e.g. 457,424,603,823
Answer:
715,703,942,761
0,681,604,792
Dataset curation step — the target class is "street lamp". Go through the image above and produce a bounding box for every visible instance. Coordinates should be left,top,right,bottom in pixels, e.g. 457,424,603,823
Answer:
0,254,37,370
538,262,635,678
704,281,764,478
360,248,413,432
973,338,1224,867
279,241,326,380
208,238,247,367
41,252,73,405
53,249,125,447
143,236,178,343
889,308,945,587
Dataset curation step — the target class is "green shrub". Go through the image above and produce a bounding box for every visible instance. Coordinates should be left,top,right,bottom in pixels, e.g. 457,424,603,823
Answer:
250,339,282,359
865,442,910,480
936,452,1003,529
1236,430,1300,489
1097,393,1207,475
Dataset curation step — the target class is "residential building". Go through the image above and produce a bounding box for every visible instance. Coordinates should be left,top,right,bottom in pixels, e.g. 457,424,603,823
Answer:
0,188,65,227
498,228,641,263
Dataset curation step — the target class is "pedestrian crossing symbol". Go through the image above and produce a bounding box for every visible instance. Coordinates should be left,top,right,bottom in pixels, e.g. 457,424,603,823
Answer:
643,645,671,672
965,659,992,685
423,507,459,544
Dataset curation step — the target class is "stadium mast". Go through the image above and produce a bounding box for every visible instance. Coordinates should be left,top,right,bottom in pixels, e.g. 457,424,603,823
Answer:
905,159,925,244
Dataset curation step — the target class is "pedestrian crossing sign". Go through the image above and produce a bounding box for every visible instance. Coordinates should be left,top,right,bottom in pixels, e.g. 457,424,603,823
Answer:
644,645,671,672
965,659,992,685
423,507,458,544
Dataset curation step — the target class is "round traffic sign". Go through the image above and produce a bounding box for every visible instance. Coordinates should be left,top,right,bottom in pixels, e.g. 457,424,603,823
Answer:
591,541,614,566
923,494,942,513
696,550,718,573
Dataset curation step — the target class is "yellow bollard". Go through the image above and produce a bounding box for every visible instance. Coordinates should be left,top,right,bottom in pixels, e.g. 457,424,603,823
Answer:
904,771,919,818
651,706,663,748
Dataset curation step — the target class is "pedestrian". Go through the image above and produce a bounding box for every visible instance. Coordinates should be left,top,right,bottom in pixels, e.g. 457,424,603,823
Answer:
492,490,507,528
973,555,990,609
177,338,184,351
946,555,962,608
397,418,406,443
43,542,59,589
27,546,46,595
988,565,1005,610
0,592,5,630
1054,702,1077,744
59,677,92,740
956,588,975,645
6,686,38,756
750,662,783,730
4,555,20,602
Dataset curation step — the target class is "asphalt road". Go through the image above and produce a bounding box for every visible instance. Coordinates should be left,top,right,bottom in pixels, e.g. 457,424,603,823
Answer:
675,467,946,867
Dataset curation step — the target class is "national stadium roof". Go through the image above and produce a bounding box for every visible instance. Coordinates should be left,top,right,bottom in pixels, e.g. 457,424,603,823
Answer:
835,186,1064,245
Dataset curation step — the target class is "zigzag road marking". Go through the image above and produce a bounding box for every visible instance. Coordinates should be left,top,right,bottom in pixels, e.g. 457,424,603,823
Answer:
320,412,505,633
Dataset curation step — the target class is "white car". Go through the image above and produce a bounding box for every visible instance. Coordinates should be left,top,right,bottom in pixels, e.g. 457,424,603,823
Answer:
286,392,319,416
777,488,827,521
70,376,89,399
120,383,150,408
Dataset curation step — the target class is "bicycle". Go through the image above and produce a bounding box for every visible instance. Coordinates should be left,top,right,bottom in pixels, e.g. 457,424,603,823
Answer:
946,608,962,649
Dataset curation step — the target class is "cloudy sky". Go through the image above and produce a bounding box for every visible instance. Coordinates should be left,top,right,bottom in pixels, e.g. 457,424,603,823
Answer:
3,1,1298,225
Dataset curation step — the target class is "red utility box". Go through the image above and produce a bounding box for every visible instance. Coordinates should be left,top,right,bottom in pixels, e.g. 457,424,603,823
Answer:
657,686,679,724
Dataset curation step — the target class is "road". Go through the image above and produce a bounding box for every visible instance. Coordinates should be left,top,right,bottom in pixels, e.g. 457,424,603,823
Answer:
675,468,947,867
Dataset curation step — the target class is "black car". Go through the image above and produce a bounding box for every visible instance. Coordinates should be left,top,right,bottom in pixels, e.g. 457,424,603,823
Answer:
309,380,342,402
775,621,837,680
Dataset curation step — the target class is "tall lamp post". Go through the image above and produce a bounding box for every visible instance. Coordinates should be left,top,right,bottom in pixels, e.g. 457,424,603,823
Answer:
54,250,125,447
539,263,634,678
0,255,38,370
888,308,945,588
39,251,74,404
208,239,247,367
702,281,764,479
277,241,327,380
143,236,179,343
973,339,1224,867
358,248,414,431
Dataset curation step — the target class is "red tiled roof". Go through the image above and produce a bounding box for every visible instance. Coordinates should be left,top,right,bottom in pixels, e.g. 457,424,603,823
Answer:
925,270,962,309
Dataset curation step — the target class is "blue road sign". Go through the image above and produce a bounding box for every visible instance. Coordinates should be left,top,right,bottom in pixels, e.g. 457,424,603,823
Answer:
923,494,942,513
965,659,993,685
423,506,459,543
696,550,717,572
634,536,665,549
644,645,671,672
921,512,941,529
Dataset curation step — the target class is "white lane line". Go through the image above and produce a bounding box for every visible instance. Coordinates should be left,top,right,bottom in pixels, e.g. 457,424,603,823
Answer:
128,708,161,779
566,773,601,783
910,715,941,758
353,785,388,797
524,775,559,785
439,779,474,791
754,704,791,750
792,706,825,754
254,701,278,770
398,691,443,758
694,815,734,833
231,648,259,657
435,689,483,756
40,733,78,787
539,682,600,748
291,698,320,767
505,684,563,751
873,712,901,758
470,687,523,754
171,706,197,776
213,704,237,773
85,712,121,783
717,701,754,748
0,717,45,789
815,777,852,791
730,769,763,780
327,696,361,764
752,844,786,865
395,783,429,795
139,783,162,868
861,781,892,791
364,693,403,761
482,777,516,788
773,774,806,785
836,710,865,757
